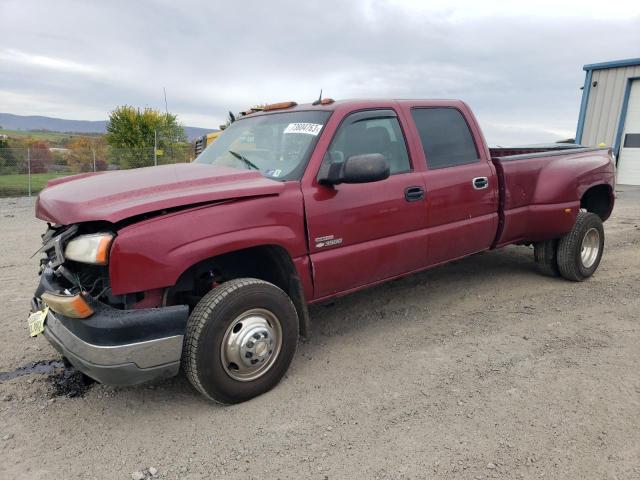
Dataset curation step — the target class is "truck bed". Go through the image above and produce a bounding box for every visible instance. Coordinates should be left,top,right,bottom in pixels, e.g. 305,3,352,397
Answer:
491,146,613,247
489,143,587,159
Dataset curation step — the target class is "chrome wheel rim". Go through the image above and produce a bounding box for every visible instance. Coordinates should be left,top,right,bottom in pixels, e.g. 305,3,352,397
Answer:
221,308,282,382
581,227,600,269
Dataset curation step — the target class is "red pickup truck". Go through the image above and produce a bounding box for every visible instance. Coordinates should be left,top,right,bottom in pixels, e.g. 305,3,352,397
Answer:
30,99,615,403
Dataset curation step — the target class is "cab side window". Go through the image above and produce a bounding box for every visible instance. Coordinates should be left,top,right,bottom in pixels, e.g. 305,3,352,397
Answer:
322,111,411,175
411,108,479,169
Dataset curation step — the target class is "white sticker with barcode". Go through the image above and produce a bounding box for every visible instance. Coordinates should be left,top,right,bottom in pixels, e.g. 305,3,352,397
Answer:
283,123,323,135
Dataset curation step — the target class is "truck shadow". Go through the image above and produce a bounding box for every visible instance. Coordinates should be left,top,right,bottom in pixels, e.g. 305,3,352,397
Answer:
304,244,542,340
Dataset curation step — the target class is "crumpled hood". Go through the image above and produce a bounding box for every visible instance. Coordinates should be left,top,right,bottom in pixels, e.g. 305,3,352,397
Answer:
36,163,285,225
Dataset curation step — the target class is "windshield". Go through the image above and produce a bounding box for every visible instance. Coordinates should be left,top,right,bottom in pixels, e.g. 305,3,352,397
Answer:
195,110,332,180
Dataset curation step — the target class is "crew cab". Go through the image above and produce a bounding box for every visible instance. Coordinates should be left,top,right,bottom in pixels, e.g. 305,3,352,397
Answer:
29,99,615,404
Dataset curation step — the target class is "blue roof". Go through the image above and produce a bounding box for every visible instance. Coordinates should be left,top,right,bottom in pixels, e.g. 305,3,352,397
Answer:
583,58,640,71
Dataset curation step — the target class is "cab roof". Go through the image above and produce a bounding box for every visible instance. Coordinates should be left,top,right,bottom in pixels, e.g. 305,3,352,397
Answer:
241,98,468,117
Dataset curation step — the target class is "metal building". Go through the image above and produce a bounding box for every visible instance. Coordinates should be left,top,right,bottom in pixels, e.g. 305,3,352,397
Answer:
575,58,640,185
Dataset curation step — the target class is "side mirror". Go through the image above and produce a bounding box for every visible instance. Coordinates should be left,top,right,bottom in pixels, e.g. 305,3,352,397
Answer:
319,153,390,185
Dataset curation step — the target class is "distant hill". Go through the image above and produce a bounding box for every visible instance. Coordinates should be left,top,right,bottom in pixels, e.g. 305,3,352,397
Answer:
0,113,217,141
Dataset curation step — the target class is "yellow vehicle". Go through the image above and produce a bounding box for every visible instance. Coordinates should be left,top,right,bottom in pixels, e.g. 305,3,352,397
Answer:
194,107,264,157
194,130,223,156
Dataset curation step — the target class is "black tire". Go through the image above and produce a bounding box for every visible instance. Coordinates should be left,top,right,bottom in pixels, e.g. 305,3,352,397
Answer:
183,278,299,404
534,239,559,277
557,211,605,282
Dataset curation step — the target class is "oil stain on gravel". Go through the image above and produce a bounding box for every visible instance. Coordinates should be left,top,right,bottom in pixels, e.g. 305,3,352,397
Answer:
0,359,64,382
0,359,94,397
48,367,95,398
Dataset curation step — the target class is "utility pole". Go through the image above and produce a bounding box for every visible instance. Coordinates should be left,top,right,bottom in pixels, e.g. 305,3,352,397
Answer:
154,129,158,166
163,87,169,117
92,149,97,172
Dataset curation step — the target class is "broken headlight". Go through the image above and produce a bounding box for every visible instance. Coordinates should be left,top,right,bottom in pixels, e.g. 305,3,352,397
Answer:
64,233,114,265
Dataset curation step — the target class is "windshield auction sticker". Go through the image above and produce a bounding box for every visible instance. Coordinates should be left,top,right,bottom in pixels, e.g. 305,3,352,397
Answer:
283,123,323,135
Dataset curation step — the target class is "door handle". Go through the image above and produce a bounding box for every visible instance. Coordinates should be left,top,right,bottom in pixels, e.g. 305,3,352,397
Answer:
472,177,489,190
404,186,425,202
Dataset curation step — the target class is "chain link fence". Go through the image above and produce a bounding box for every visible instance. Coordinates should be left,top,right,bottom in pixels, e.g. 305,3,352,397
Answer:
0,145,195,197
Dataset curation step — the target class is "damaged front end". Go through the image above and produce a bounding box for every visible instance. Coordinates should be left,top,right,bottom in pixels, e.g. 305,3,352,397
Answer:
31,223,189,386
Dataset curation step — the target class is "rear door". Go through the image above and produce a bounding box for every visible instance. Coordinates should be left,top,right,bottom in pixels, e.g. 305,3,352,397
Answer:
303,109,427,298
409,107,499,265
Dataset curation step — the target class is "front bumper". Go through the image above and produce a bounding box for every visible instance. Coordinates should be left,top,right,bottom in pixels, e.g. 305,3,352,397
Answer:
43,310,185,386
33,270,189,386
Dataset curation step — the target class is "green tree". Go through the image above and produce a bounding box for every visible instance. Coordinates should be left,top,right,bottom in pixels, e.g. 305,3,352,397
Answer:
105,105,187,168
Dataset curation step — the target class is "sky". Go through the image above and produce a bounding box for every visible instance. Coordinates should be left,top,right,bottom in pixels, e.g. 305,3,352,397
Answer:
1,0,639,145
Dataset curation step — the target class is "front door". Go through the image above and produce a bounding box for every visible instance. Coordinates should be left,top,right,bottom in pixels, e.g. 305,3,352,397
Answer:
303,109,427,298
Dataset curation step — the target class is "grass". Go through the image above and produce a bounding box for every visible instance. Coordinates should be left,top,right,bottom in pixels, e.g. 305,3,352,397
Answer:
0,172,69,197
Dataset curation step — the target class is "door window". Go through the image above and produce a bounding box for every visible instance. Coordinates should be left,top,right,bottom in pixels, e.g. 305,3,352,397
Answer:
321,111,411,175
411,108,479,169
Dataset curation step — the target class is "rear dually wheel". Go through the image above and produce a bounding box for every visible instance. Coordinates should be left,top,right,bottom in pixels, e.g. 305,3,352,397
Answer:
556,211,605,281
534,239,560,277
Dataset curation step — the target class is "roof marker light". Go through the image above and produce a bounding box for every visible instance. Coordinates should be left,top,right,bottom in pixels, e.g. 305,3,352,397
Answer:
263,101,298,111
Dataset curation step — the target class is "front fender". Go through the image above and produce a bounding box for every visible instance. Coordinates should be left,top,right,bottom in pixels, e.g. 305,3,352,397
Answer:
108,185,307,295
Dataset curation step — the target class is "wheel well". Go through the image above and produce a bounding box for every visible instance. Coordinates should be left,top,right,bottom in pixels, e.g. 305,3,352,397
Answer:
168,245,311,338
581,185,612,221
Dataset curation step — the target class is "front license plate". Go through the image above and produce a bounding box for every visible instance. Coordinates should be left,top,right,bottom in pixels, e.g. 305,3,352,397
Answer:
28,307,49,337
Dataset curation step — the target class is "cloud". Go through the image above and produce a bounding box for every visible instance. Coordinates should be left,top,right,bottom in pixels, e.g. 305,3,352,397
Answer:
382,0,640,20
1,0,639,144
0,48,102,76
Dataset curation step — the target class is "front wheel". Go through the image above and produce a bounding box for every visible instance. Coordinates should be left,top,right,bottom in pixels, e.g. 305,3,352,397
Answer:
183,278,299,404
557,211,605,281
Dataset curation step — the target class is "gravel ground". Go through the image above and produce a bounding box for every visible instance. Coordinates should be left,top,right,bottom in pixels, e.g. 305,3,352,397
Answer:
1,189,639,480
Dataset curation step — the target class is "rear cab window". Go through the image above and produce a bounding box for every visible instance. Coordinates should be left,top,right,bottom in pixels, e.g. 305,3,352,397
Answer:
411,108,479,169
